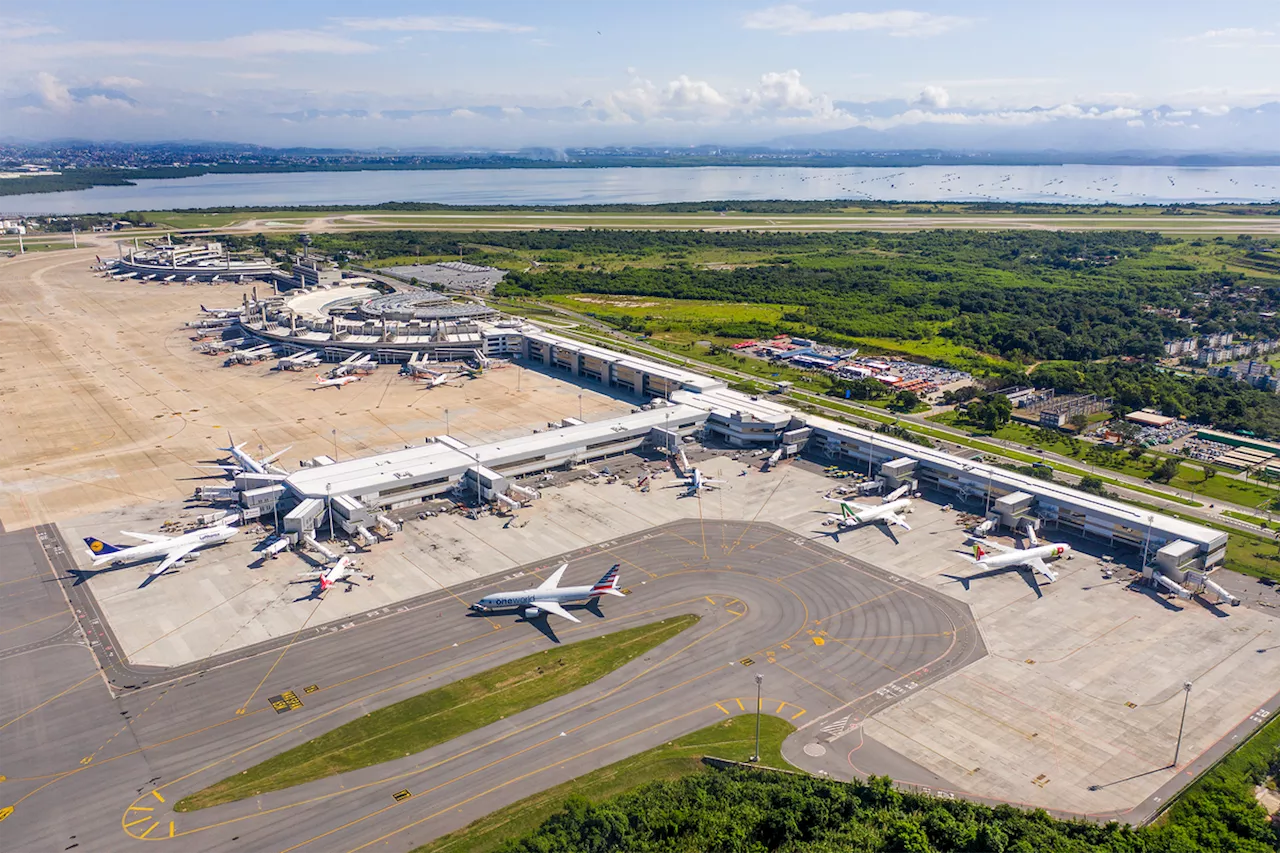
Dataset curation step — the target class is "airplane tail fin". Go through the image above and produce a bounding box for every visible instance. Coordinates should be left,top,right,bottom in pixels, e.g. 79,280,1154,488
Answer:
973,543,986,560
84,537,124,556
590,564,625,597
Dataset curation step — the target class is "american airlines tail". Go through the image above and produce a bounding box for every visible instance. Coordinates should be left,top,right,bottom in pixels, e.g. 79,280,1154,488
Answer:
589,564,625,597
84,537,124,556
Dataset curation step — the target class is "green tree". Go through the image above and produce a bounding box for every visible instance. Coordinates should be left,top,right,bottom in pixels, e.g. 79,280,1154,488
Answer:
1150,457,1182,483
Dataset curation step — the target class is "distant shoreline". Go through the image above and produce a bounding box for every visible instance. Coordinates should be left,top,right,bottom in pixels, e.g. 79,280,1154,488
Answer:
8,153,1280,199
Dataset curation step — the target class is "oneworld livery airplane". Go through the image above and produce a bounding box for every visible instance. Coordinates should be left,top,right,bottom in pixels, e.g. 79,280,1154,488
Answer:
471,564,624,622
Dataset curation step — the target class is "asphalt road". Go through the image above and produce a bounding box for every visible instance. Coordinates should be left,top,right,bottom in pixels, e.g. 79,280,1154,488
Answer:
1,518,980,852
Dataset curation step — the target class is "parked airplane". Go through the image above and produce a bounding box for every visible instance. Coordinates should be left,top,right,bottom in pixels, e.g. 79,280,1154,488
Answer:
296,556,371,596
681,467,723,495
963,538,1071,584
418,373,454,388
315,374,362,389
824,485,913,531
470,564,624,622
200,304,241,318
206,433,290,476
83,523,239,577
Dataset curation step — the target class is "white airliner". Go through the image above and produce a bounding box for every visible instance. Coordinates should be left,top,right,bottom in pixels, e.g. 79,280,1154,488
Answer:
296,556,370,596
206,434,290,476
315,374,362,389
83,523,239,577
963,539,1071,584
682,468,723,495
825,485,914,531
418,373,453,388
471,564,624,622
200,304,241,318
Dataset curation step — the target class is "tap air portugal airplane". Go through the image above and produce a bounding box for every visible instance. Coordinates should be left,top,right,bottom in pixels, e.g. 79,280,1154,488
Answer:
297,556,370,596
83,523,239,577
471,564,624,622
964,539,1070,584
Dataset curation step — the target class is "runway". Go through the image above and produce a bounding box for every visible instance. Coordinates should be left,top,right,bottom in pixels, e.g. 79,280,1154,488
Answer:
0,519,981,852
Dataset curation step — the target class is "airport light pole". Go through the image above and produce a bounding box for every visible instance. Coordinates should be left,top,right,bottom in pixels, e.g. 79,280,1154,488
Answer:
444,408,450,436
331,429,337,460
1173,681,1193,766
579,393,583,421
752,673,763,762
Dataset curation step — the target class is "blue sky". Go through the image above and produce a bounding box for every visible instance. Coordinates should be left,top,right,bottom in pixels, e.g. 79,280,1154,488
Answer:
4,2,1280,150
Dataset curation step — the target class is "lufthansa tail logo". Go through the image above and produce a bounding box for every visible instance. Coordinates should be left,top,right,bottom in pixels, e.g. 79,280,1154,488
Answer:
89,540,104,552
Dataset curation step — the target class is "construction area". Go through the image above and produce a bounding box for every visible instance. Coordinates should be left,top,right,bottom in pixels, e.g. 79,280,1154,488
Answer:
4,243,1280,823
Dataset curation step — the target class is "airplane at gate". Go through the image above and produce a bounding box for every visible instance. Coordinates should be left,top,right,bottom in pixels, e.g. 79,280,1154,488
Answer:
83,523,239,577
825,486,913,532
296,556,371,596
204,433,289,476
963,539,1070,584
470,564,624,622
681,467,723,495
315,374,361,389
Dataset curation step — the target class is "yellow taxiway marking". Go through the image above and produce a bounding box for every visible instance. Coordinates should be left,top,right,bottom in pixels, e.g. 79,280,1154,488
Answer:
126,806,153,812
812,637,825,646
170,820,176,838
124,816,151,829
790,709,807,721
735,698,744,711
151,789,165,804
715,703,729,715
704,596,716,605
140,820,159,839
0,806,13,823
776,701,786,713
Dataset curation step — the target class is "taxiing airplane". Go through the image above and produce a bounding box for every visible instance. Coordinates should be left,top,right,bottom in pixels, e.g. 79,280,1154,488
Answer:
83,523,239,577
315,374,362,389
470,564,624,622
296,556,371,596
824,485,913,531
963,539,1070,584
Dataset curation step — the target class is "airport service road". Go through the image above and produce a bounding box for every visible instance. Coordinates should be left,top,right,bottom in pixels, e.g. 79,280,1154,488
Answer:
1,518,981,853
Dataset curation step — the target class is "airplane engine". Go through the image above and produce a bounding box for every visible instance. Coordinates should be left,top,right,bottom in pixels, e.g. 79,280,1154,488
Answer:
523,607,542,620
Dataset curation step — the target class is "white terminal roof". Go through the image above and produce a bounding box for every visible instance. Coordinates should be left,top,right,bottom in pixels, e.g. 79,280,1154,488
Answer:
285,285,379,321
524,330,723,391
285,403,707,499
798,411,1226,549
673,387,795,426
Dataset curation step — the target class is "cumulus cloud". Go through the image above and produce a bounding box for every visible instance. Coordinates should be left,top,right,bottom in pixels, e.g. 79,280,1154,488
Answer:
596,69,840,124
744,5,969,37
912,85,950,108
334,15,533,33
34,72,74,112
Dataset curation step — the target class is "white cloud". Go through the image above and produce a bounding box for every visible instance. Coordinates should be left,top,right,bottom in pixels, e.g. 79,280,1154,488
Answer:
450,108,480,119
98,76,143,89
1126,119,1145,127
744,5,969,37
913,85,950,108
5,29,375,63
335,15,532,33
750,69,837,116
666,75,730,111
34,72,74,112
1183,26,1275,42
0,21,60,40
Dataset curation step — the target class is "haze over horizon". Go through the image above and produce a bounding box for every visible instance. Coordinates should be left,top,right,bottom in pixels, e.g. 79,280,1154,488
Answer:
5,1,1280,153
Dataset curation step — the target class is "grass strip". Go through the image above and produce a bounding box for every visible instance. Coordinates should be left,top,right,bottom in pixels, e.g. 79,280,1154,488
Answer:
413,713,795,853
175,614,699,811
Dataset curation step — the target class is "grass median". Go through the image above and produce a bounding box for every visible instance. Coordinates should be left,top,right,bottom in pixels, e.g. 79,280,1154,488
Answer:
413,713,795,853
175,614,699,812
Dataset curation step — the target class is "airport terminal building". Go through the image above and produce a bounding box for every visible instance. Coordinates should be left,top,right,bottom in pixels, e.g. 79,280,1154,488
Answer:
266,323,1226,581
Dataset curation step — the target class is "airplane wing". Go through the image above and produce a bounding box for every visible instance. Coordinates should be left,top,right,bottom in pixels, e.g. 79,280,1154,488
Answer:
1025,557,1058,584
120,531,172,544
537,563,568,591
885,512,912,531
970,537,1014,553
262,446,292,464
531,599,581,623
151,542,200,576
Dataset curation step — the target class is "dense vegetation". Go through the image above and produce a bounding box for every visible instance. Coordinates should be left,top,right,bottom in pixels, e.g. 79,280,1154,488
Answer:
1030,361,1280,439
496,764,1280,853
